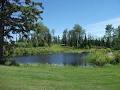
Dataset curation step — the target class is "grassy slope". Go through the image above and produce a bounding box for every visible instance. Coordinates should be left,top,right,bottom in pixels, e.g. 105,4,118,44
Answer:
0,64,120,90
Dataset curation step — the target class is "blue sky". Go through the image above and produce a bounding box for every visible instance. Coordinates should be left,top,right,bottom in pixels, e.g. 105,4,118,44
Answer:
39,0,120,37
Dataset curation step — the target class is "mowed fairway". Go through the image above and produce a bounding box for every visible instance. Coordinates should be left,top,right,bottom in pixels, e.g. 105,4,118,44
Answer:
0,64,120,90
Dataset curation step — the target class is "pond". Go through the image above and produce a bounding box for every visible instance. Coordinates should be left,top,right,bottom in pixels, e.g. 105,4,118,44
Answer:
13,52,89,66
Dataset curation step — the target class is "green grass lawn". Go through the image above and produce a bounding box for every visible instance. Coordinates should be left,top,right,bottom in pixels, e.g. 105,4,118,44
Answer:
0,64,120,90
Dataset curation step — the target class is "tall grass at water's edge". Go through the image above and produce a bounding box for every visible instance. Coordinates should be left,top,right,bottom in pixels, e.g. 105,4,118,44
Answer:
5,45,87,57
87,49,120,66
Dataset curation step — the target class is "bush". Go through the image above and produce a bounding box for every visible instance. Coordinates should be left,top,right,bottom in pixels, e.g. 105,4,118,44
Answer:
87,51,113,66
110,52,120,64
3,58,19,66
106,48,112,52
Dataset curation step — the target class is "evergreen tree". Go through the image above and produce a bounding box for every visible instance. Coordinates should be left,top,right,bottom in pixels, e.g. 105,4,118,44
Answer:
62,29,68,46
0,0,43,63
114,26,120,49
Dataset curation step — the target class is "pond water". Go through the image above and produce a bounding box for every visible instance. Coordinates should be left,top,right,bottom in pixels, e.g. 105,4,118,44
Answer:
14,52,89,66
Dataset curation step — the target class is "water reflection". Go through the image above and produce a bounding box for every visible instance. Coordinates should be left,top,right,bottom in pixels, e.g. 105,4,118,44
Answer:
14,52,89,66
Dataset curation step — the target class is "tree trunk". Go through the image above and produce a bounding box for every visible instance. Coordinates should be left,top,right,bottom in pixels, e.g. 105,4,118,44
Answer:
0,28,4,64
0,0,5,64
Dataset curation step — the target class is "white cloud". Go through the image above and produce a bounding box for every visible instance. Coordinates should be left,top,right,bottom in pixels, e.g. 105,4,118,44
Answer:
85,17,120,37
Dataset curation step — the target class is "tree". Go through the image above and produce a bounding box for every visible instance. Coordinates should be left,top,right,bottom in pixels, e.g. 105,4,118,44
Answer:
33,23,51,47
62,24,85,48
0,0,43,63
105,24,114,48
71,24,85,48
62,29,68,46
83,34,88,48
114,26,120,49
51,29,55,43
73,24,81,47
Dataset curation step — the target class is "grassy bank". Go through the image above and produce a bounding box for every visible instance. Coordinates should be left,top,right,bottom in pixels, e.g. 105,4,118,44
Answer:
0,64,120,90
6,45,88,56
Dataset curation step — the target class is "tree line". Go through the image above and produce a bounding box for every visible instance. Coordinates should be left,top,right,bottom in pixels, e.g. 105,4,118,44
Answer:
16,23,120,50
61,24,120,49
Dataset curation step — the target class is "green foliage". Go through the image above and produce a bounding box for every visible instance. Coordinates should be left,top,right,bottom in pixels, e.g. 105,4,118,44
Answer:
0,0,43,40
0,0,43,63
88,50,113,66
105,24,114,48
5,45,85,56
16,23,52,48
110,51,120,64
62,24,85,48
4,59,19,66
60,24,120,50
106,48,112,52
62,29,68,46
113,26,120,50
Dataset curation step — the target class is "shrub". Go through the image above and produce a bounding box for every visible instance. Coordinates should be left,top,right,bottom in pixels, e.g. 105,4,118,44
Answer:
106,48,112,52
110,52,120,64
87,51,113,66
3,58,19,66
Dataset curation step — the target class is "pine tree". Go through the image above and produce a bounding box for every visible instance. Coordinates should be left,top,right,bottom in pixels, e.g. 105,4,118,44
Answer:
114,26,120,49
0,0,43,63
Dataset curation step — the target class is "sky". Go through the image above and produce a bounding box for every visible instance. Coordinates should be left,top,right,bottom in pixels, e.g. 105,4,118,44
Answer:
39,0,120,37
